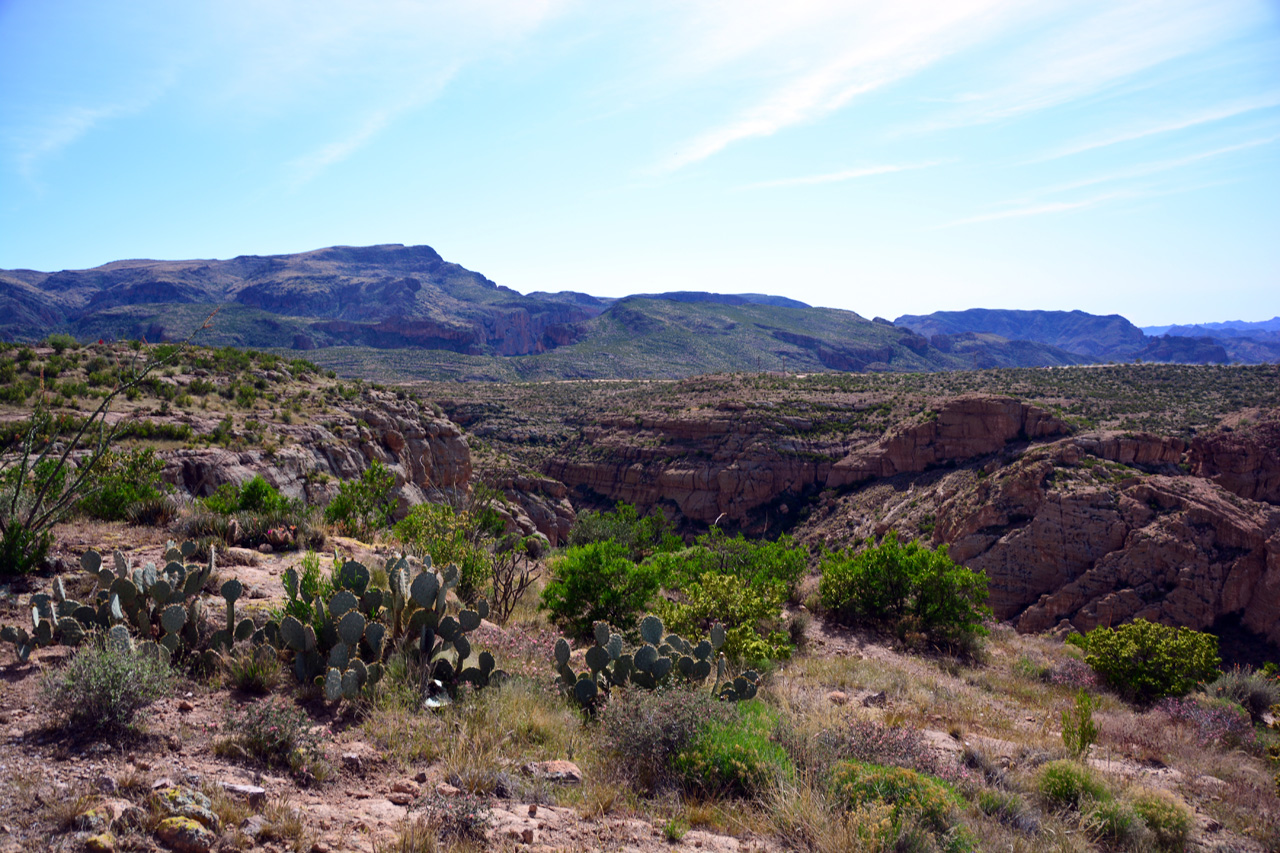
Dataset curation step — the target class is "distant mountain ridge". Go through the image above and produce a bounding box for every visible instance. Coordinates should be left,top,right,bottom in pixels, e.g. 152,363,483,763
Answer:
897,308,1280,365
2,245,1273,377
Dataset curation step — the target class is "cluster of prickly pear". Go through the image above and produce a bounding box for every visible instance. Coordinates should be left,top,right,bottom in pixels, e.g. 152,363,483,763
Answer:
554,615,759,712
388,553,505,705
273,557,387,696
2,541,214,663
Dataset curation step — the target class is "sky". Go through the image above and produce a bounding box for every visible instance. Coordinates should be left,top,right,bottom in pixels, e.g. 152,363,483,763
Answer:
1,1,1278,326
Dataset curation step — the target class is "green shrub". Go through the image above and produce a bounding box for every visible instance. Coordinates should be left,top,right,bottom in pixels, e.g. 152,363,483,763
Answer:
568,501,680,561
818,532,990,650
79,447,169,521
540,541,662,639
1130,789,1193,851
1084,798,1146,847
1061,689,1098,760
272,549,334,634
42,638,175,736
324,460,397,539
1037,759,1109,810
221,642,282,695
659,571,792,664
204,475,294,515
674,700,794,798
394,499,500,603
598,685,734,793
1073,619,1221,702
649,528,806,595
830,760,968,843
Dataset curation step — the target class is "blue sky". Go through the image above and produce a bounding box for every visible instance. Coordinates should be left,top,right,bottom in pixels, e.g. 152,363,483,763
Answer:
1,1,1277,326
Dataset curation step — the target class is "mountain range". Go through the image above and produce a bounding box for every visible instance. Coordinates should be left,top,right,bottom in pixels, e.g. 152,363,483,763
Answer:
2,244,1275,378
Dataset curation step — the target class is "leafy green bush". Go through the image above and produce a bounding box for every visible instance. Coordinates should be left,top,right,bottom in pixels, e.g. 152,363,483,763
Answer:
568,501,681,561
1129,789,1192,851
324,460,397,539
1036,759,1109,810
394,499,502,603
540,541,662,639
204,474,295,515
42,638,175,736
674,700,794,798
818,532,990,650
1071,619,1221,702
830,760,968,846
272,549,334,634
659,571,792,664
599,685,734,793
79,447,169,521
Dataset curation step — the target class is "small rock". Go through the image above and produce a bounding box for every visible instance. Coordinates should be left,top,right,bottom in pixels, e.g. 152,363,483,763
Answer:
1197,814,1223,833
257,544,273,554
527,805,537,818
221,782,267,806
391,780,421,796
436,783,461,797
154,786,221,832
309,843,332,853
134,760,152,772
157,816,215,853
74,806,111,833
387,793,414,806
95,774,118,794
177,700,194,713
151,778,173,791
826,691,849,706
414,771,428,783
521,828,534,844
84,832,115,852
862,691,887,708
341,753,363,772
521,760,583,784
239,815,267,839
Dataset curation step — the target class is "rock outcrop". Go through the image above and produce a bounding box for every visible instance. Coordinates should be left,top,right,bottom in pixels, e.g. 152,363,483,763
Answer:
826,396,1070,488
161,389,471,518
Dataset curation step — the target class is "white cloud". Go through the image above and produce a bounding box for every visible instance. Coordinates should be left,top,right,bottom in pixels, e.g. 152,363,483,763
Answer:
1039,91,1280,160
943,190,1139,227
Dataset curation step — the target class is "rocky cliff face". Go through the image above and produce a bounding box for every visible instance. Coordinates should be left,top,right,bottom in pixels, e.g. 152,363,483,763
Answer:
161,389,472,517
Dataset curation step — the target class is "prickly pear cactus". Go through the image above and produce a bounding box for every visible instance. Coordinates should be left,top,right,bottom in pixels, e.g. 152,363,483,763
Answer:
1,540,214,663
555,615,747,713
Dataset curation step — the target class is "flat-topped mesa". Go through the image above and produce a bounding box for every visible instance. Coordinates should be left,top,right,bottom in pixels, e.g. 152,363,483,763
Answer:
826,396,1071,489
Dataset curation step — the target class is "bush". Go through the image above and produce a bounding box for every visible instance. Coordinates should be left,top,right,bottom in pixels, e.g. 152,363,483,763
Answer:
221,642,282,694
659,571,792,664
1209,665,1280,721
830,760,967,841
1061,689,1098,760
819,532,990,650
79,447,169,521
394,500,502,603
674,700,794,798
568,501,680,562
1083,798,1146,847
204,475,295,515
540,541,662,639
1072,619,1221,702
1129,789,1192,851
1036,759,1109,810
649,528,806,595
598,685,734,793
42,638,174,736
217,697,326,776
323,460,397,539
1154,695,1256,749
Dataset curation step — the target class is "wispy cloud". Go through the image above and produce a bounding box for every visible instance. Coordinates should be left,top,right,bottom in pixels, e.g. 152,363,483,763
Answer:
943,190,1139,227
1039,91,1280,160
744,160,945,189
1033,134,1280,195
